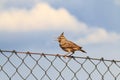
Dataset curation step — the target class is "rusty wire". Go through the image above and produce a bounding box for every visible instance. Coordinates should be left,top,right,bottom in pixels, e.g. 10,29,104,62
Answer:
0,49,120,80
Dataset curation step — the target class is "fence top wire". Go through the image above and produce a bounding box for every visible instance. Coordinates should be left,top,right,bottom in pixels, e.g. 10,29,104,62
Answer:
0,49,120,63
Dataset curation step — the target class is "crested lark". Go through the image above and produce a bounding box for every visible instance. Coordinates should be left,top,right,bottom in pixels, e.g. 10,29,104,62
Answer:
57,32,86,57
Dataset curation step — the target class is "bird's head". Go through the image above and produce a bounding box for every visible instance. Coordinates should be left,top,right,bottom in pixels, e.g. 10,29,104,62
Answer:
57,32,66,42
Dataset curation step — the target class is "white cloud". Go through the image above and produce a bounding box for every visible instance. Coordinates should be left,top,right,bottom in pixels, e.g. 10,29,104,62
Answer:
0,2,120,44
77,28,120,44
0,3,86,32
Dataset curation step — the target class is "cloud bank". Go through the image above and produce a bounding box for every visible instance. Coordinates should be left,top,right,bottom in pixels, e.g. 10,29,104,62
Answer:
78,28,120,44
0,3,120,44
0,3,85,32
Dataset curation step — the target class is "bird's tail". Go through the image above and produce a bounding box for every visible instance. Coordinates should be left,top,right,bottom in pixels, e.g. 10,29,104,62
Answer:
80,49,87,53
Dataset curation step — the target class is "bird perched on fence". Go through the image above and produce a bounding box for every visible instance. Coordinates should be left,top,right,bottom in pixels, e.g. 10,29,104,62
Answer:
57,32,86,57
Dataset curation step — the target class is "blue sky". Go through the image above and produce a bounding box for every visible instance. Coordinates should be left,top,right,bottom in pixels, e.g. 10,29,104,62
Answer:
0,0,120,60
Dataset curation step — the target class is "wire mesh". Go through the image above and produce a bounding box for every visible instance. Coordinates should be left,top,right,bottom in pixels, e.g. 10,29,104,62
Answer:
0,50,120,80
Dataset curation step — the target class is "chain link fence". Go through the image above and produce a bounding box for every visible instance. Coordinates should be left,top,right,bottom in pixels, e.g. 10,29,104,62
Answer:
0,50,120,80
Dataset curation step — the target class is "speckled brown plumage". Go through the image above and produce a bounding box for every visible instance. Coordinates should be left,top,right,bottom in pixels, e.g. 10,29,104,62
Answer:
57,32,86,56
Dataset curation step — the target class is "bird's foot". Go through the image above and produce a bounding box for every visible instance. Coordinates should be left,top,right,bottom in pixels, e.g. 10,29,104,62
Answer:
63,55,67,59
68,55,74,58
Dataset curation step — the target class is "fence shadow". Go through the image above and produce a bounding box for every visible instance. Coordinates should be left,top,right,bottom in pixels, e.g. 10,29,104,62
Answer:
0,50,120,80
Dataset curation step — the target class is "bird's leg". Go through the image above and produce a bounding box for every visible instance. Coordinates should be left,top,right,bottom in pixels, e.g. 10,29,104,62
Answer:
68,52,74,56
64,52,70,58
68,53,73,56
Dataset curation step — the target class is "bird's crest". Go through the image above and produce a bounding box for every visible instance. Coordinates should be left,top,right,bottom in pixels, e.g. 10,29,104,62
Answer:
61,32,64,36
59,32,65,38
57,32,66,42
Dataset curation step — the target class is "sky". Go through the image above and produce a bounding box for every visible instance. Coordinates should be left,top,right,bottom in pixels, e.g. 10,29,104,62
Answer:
0,0,120,60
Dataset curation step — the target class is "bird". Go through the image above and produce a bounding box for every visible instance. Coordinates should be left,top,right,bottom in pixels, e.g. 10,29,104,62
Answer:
57,32,86,57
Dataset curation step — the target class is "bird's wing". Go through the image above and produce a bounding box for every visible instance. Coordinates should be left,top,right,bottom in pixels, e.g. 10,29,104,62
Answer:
62,40,82,48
